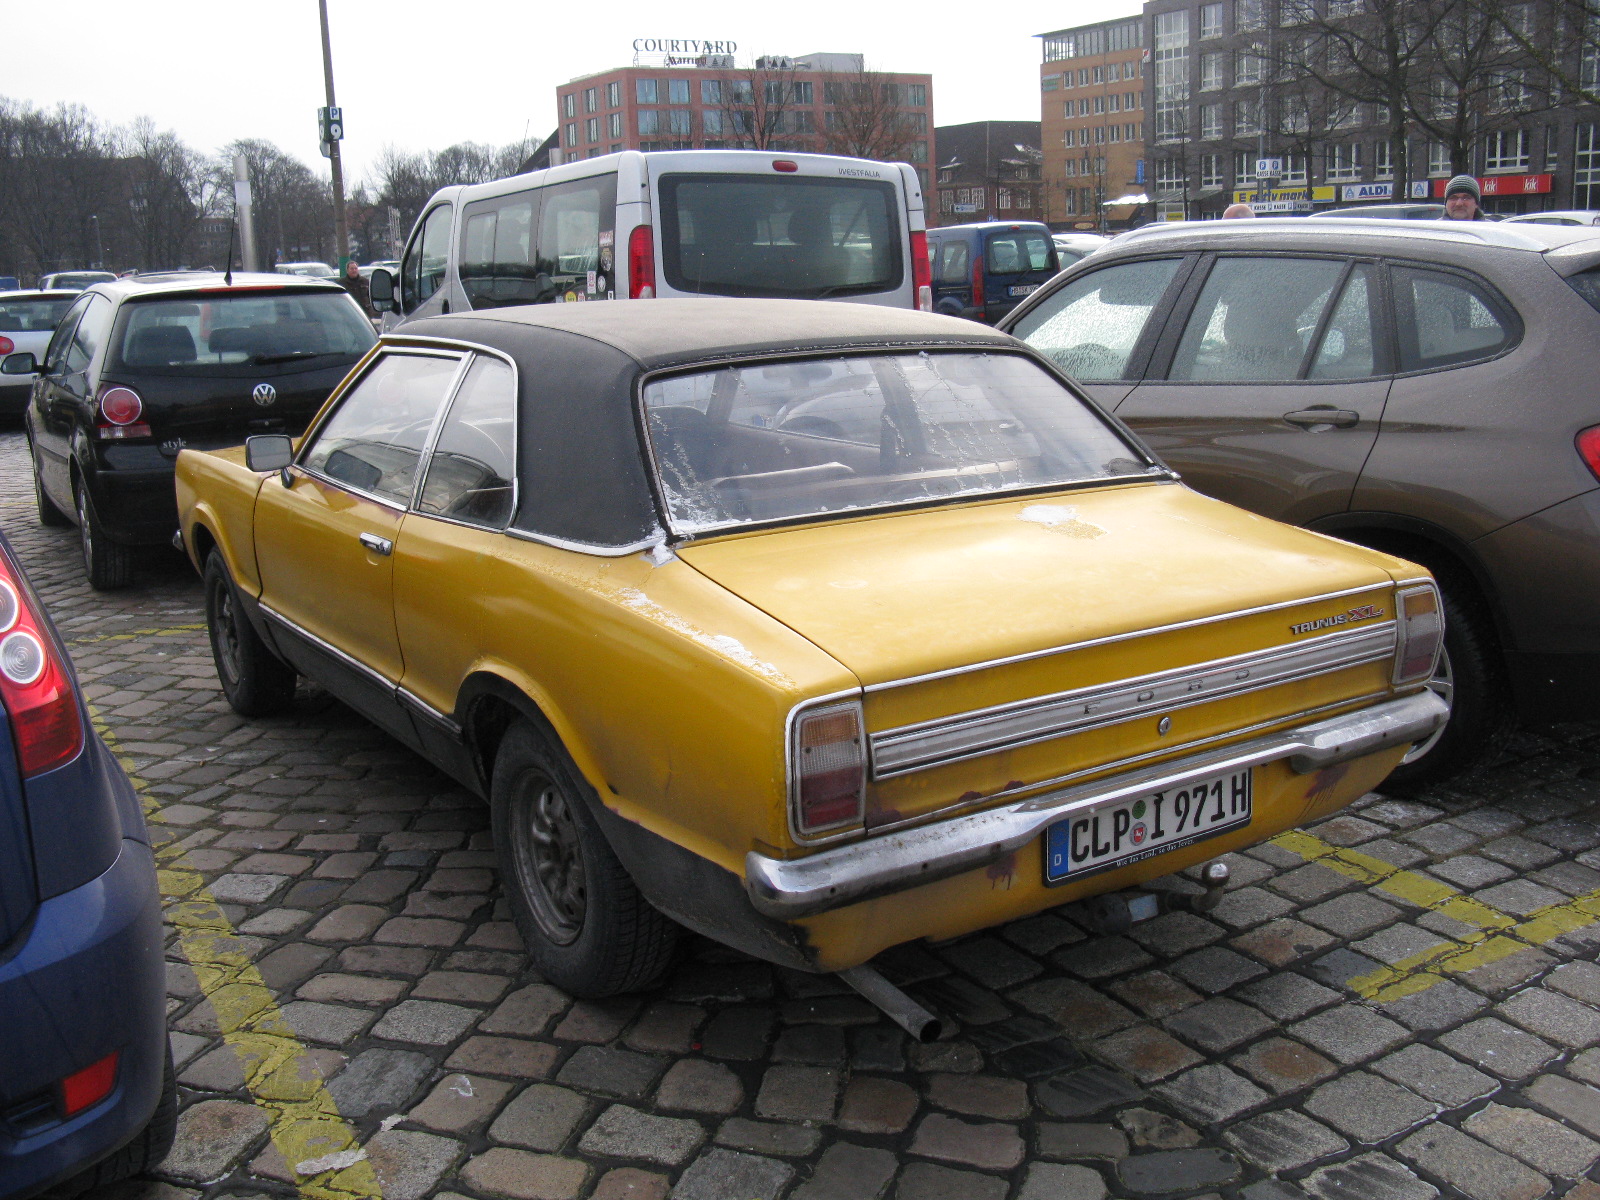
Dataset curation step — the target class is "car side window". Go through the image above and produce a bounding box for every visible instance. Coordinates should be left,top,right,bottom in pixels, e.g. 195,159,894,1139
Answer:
42,295,91,373
418,355,516,527
938,240,970,285
401,205,453,313
301,353,463,505
62,295,113,375
1308,266,1379,379
1391,266,1513,373
1168,257,1344,382
1009,258,1182,381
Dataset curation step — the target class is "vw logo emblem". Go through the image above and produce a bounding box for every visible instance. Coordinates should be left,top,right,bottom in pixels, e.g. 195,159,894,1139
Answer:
252,383,277,407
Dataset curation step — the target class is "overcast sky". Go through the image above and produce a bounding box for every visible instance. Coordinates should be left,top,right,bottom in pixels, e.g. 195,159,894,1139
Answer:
4,0,1135,184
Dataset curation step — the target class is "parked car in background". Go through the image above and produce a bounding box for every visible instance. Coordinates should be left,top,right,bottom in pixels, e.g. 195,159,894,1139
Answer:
1325,204,1447,220
36,272,116,292
0,271,376,590
1504,210,1600,227
0,291,77,416
0,527,172,1199
925,221,1060,324
358,260,400,280
273,262,338,279
1053,232,1111,266
177,299,1442,1002
1003,216,1600,788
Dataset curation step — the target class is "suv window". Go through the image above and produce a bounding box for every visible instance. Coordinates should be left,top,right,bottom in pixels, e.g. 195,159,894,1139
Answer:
1392,266,1512,372
302,353,462,505
938,240,970,285
1168,257,1344,382
418,355,516,526
1308,265,1379,379
1009,258,1182,381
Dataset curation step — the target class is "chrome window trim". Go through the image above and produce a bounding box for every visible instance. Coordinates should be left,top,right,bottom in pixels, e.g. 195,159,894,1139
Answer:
260,602,395,691
871,621,1398,778
864,580,1393,694
502,528,667,558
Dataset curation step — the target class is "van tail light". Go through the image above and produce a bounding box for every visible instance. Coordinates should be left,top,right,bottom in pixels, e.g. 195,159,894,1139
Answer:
910,231,933,311
772,160,799,173
628,225,656,299
1577,425,1600,481
60,1051,119,1117
0,545,83,776
791,700,865,836
1394,584,1445,686
96,385,150,439
971,256,985,314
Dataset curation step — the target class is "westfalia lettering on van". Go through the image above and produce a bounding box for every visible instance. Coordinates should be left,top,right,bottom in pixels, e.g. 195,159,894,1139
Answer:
371,150,933,327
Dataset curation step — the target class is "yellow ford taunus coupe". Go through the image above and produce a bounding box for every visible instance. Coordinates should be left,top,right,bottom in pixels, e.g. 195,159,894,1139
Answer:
176,300,1445,1019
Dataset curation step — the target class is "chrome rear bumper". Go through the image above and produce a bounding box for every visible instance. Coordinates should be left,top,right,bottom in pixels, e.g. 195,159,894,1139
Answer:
744,690,1446,919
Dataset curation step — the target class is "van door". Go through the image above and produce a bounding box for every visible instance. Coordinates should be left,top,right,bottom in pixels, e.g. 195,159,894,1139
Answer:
392,203,455,328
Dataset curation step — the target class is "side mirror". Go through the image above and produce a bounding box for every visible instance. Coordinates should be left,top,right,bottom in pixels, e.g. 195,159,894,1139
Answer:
368,268,397,312
1,352,38,375
245,434,294,473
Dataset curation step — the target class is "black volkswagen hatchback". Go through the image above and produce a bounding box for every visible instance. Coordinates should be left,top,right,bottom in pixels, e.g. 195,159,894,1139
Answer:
1,272,376,589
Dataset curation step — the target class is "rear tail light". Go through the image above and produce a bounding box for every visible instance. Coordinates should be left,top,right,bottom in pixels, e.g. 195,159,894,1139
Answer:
971,256,985,314
1578,425,1600,481
0,337,13,355
95,385,149,439
790,700,866,836
772,160,799,173
628,225,656,300
0,549,82,776
59,1051,118,1117
1394,584,1445,686
910,231,932,312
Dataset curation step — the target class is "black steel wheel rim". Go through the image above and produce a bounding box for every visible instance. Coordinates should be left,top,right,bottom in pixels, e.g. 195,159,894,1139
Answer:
510,765,586,945
76,488,93,568
210,578,242,689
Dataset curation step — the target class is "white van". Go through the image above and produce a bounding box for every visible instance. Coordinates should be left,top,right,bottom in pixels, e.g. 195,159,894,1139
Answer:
372,149,932,327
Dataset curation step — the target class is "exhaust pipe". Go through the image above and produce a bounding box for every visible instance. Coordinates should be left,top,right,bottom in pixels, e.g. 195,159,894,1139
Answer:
838,965,945,1043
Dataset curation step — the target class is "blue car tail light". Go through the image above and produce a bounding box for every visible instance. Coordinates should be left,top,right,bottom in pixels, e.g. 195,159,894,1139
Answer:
0,549,82,776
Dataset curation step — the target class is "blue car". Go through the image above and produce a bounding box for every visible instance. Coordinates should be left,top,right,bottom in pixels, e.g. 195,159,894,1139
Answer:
0,528,171,1199
925,221,1061,324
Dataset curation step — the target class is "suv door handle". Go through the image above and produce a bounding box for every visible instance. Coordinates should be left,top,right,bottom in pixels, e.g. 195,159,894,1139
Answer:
1284,408,1360,430
358,532,393,555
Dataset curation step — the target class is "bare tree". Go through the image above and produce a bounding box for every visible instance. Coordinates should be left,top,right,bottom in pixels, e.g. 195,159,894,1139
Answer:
819,68,922,161
217,139,332,265
1467,0,1600,106
708,62,816,151
0,101,117,276
369,139,535,236
118,117,219,270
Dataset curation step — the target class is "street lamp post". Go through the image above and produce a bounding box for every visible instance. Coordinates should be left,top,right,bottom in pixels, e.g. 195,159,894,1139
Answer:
317,0,350,273
90,214,103,271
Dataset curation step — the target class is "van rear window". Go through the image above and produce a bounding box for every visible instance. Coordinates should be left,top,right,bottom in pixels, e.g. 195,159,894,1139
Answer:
659,174,902,299
986,230,1056,275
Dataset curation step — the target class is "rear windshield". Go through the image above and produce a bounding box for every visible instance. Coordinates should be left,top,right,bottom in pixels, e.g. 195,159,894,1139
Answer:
659,174,903,299
986,230,1056,275
642,351,1158,534
0,296,74,333
1565,267,1600,314
111,291,376,376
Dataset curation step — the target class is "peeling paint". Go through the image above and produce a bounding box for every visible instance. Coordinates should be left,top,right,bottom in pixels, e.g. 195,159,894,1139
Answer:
618,587,794,684
1018,504,1106,539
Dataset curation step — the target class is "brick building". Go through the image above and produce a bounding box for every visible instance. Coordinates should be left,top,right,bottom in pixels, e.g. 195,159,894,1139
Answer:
931,121,1045,227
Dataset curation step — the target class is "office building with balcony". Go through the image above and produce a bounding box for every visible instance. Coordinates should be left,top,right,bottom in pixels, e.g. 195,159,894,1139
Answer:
932,122,1045,227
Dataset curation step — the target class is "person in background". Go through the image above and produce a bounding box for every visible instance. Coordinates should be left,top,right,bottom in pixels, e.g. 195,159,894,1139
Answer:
1222,202,1257,218
342,259,371,314
1443,176,1488,221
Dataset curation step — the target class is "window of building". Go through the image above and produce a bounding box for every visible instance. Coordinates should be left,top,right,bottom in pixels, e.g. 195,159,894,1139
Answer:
638,110,659,136
1282,0,1316,23
909,84,927,106
1200,103,1221,140
608,112,623,138
668,78,690,105
909,112,927,133
669,110,692,136
1577,125,1600,207
585,117,600,143
607,81,621,108
1064,102,1076,122
1200,2,1223,38
1078,68,1090,85
565,122,579,146
1200,153,1222,187
701,80,721,105
1428,142,1451,176
1375,139,1392,178
1236,50,1262,85
1327,143,1362,181
1081,98,1092,115
793,81,814,104
1155,9,1192,143
1043,73,1061,91
1283,154,1307,183
1235,152,1257,184
1063,190,1078,214
1094,95,1105,114
1236,98,1261,136
1493,70,1527,113
1328,0,1362,12
584,88,598,113
637,79,658,104
562,94,576,118
1108,19,1142,51
998,188,1013,209
1126,92,1139,109
1110,125,1123,143
1236,0,1264,31
1093,66,1105,84
1200,53,1224,90
1110,94,1121,112
1095,126,1107,144
703,110,723,136
1330,101,1360,129
1157,159,1187,194
1127,122,1140,140
730,79,753,103
1485,128,1529,171
1125,61,1138,79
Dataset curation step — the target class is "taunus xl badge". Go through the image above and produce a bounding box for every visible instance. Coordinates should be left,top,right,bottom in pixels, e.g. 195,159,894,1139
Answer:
1290,604,1385,636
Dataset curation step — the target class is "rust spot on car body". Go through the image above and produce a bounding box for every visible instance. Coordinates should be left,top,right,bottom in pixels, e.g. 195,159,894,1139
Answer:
986,851,1018,889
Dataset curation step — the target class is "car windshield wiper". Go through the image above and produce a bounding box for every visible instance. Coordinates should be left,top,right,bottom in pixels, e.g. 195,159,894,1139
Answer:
252,351,324,364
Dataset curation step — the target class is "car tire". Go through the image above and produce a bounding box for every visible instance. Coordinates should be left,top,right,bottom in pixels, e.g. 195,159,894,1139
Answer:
204,553,297,716
492,719,677,997
32,453,68,528
56,1047,177,1196
75,482,133,590
1382,576,1513,793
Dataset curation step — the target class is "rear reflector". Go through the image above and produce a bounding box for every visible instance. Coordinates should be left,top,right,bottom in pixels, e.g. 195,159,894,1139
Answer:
1394,584,1445,686
60,1051,118,1117
791,701,865,835
0,543,83,776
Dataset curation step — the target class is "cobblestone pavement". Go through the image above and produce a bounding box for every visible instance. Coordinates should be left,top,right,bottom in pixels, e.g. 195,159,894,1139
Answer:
13,429,1600,1200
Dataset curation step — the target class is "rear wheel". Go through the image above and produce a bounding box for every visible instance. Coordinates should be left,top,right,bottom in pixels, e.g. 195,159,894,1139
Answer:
75,482,133,590
492,720,676,997
204,553,296,716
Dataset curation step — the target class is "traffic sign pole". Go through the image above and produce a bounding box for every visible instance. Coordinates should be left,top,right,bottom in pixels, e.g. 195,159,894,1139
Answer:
318,0,349,274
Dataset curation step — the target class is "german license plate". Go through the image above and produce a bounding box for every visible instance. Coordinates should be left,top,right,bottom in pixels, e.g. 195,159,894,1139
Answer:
1009,284,1039,297
1044,768,1253,884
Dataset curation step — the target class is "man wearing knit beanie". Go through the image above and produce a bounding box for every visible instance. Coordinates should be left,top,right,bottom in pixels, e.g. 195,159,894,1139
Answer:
1443,175,1486,220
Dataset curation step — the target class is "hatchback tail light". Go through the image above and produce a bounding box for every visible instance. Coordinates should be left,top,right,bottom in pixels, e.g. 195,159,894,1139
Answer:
95,385,150,440
790,700,865,836
628,225,656,299
1578,425,1600,482
0,547,82,776
910,231,932,312
1394,584,1445,686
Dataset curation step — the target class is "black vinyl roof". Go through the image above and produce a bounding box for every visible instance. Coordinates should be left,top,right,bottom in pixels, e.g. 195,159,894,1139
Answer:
390,300,1026,552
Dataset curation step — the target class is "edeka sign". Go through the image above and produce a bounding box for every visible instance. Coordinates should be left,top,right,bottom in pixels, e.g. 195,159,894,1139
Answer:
633,38,738,54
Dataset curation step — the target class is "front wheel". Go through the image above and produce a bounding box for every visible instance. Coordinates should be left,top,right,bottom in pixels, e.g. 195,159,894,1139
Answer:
76,482,132,590
492,720,676,997
204,553,297,716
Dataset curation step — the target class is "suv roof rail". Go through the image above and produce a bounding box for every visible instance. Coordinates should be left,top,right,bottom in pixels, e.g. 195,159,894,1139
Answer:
1115,217,1553,251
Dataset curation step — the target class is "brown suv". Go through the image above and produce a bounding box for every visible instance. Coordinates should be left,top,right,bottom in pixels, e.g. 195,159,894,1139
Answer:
1002,217,1600,788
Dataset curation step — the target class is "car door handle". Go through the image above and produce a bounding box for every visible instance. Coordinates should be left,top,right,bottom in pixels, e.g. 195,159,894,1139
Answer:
358,532,393,555
1284,408,1360,429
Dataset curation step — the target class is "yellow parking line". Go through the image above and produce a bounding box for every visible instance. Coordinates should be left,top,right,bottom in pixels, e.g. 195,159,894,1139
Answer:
1271,830,1600,1004
68,624,206,646
95,713,382,1200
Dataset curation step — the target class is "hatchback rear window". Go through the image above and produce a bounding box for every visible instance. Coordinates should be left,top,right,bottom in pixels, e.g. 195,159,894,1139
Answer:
0,297,74,333
111,291,376,375
642,352,1156,534
1565,267,1600,314
659,174,902,299
986,230,1055,275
